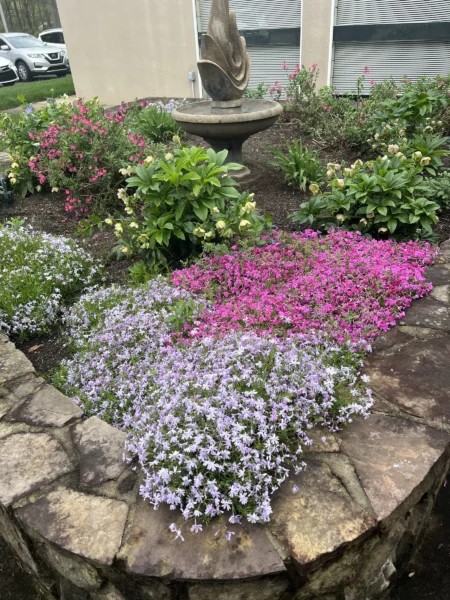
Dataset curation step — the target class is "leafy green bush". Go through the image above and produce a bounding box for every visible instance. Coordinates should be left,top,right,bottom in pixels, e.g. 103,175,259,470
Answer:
132,105,181,143
81,145,268,268
426,171,450,209
368,132,449,175
370,88,448,137
291,154,441,240
269,140,326,191
0,220,100,339
244,82,270,99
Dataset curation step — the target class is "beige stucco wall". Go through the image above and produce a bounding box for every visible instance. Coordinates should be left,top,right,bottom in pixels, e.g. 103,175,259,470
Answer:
56,0,200,104
301,0,335,88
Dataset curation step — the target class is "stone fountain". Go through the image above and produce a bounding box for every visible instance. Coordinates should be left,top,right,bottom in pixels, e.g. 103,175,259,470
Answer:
172,0,283,177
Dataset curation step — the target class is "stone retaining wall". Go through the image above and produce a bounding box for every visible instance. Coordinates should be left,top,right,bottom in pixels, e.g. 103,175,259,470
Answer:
0,240,449,600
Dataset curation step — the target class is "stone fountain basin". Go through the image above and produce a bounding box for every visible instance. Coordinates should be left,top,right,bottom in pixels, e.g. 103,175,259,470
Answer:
172,99,283,141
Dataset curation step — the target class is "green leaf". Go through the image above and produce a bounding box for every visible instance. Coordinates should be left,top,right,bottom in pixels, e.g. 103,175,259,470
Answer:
193,204,208,221
387,218,397,234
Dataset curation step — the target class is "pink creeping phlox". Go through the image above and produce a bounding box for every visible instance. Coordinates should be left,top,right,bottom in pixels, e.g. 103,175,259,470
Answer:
172,230,437,344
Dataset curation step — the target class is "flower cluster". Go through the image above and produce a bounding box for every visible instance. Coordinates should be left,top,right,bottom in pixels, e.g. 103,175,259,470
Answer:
56,279,372,525
173,230,436,343
0,223,100,338
32,100,150,215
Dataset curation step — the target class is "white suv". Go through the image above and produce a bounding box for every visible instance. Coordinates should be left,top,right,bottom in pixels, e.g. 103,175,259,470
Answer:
0,33,69,82
38,28,66,48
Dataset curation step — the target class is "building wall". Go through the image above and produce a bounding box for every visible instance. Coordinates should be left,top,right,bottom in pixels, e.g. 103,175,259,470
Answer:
56,0,199,104
301,0,334,87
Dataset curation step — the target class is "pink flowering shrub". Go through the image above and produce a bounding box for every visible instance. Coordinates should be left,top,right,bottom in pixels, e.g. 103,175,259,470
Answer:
173,230,436,344
32,99,149,214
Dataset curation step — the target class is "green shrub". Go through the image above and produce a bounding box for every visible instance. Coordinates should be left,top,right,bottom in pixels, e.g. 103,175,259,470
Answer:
269,140,326,191
244,82,270,99
81,145,269,268
368,132,449,175
291,154,441,241
0,220,100,339
426,171,450,209
132,105,181,143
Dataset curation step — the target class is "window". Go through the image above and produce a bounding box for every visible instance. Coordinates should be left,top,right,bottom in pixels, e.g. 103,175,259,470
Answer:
8,35,46,49
42,32,63,44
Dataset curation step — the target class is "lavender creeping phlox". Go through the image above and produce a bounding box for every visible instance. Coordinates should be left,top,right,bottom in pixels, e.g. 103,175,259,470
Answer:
57,278,209,424
127,332,372,525
56,281,372,526
0,224,100,338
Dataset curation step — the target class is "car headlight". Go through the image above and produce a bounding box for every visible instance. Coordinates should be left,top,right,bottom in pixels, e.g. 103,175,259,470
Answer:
8,61,14,69
27,53,43,58
60,50,66,56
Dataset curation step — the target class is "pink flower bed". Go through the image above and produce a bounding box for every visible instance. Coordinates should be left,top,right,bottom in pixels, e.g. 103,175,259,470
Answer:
173,230,436,344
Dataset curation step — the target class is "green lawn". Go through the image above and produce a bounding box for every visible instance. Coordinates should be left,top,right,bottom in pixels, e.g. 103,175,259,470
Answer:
0,75,75,111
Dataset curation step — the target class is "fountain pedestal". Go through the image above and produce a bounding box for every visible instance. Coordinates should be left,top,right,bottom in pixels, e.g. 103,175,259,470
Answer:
173,98,283,177
172,0,283,178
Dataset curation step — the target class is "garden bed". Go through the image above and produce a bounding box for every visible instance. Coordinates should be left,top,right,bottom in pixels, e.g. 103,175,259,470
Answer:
1,121,449,378
1,72,450,600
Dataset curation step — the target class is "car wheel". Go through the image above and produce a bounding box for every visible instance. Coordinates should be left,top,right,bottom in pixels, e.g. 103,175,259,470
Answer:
16,61,32,82
2,82,15,87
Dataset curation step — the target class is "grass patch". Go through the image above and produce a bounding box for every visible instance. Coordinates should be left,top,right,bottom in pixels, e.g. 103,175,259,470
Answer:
0,75,75,111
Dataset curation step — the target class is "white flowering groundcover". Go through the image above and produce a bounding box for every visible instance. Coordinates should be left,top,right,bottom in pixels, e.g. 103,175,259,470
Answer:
0,224,100,338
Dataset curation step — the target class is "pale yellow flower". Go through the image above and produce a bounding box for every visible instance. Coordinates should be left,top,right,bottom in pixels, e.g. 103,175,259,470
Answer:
115,223,123,234
352,159,364,169
343,168,354,177
211,207,220,214
216,220,226,230
11,177,17,184
204,231,214,239
105,218,113,226
51,187,59,193
239,219,251,229
374,133,380,140
336,179,345,189
10,162,18,169
193,227,205,237
144,156,155,164
165,152,174,161
129,222,139,229
378,227,388,233
309,183,320,195
172,135,181,144
413,151,423,160
223,228,234,238
121,246,128,254
420,157,431,166
335,214,346,222
388,144,399,154
326,169,335,180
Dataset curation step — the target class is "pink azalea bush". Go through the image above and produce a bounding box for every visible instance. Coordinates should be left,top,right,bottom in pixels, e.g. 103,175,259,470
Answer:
173,230,436,344
31,99,149,215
